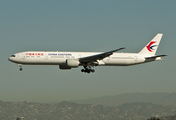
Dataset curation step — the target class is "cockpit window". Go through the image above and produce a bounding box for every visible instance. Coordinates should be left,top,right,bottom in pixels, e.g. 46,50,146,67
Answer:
11,55,15,57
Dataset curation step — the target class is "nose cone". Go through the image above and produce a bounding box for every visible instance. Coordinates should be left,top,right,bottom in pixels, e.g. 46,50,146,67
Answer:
8,56,16,63
8,54,19,63
8,57,12,62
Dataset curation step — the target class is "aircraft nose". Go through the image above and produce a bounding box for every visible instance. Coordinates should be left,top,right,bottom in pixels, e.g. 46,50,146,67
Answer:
8,54,16,62
8,56,15,62
8,57,12,61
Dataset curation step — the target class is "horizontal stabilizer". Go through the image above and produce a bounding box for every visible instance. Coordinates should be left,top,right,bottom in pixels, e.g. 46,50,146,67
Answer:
145,54,168,59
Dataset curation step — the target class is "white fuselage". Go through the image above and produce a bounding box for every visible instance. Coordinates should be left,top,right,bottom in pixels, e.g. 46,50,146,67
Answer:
8,51,147,66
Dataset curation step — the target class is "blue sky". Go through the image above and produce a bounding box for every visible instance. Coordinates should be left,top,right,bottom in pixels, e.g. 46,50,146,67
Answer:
0,0,175,103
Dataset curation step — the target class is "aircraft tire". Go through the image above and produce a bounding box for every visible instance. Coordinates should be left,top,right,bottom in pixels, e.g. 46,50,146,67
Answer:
81,69,84,72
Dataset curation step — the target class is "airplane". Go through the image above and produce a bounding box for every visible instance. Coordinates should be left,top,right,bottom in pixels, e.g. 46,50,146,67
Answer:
8,33,167,73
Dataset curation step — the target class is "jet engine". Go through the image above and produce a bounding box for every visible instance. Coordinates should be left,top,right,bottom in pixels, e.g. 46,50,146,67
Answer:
59,65,71,70
66,59,80,68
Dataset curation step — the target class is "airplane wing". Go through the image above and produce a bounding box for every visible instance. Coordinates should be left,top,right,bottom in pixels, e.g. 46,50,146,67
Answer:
145,54,168,59
79,47,126,63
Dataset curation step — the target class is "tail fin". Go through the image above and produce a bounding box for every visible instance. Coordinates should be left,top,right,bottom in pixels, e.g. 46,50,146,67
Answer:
139,33,163,56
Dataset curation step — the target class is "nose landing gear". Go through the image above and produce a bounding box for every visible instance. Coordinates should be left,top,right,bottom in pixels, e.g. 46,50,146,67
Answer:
18,64,23,71
81,66,95,73
19,68,23,71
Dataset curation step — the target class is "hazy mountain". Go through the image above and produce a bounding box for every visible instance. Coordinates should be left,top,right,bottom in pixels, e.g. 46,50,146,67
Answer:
69,92,176,106
160,115,176,120
0,100,176,120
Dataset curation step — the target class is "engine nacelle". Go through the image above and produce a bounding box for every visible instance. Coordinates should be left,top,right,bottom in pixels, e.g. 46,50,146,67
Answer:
93,60,105,66
66,59,79,68
59,65,71,70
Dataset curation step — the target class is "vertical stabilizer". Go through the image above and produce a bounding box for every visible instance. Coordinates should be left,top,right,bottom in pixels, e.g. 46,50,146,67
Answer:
139,33,163,56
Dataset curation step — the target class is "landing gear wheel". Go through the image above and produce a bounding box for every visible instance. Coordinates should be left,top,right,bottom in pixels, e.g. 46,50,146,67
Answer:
91,69,95,73
81,66,95,74
18,64,23,71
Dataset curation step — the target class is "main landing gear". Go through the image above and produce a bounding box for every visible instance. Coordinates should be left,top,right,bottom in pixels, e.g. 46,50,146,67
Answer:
81,66,95,73
18,64,23,71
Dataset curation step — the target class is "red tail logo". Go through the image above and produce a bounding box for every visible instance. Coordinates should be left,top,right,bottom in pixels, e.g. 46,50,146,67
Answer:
146,41,157,52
